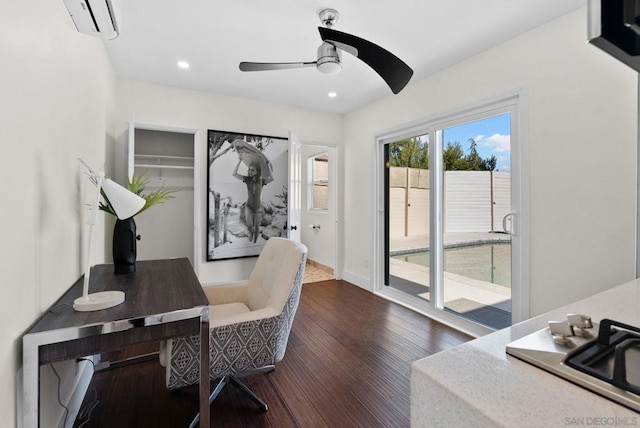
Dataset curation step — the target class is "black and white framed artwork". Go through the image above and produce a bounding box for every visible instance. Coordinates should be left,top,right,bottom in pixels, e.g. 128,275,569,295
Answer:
207,130,289,261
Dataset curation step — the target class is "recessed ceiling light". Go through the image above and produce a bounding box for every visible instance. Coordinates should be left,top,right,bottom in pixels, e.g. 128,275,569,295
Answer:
328,92,337,98
177,61,190,69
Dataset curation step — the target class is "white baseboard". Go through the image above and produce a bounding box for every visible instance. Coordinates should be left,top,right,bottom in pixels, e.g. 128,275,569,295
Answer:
341,270,372,291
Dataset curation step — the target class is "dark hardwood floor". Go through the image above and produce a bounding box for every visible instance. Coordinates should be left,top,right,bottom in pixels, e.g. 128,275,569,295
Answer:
73,280,472,427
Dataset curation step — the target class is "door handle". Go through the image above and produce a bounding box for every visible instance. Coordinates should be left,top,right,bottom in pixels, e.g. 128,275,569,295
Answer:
502,212,516,236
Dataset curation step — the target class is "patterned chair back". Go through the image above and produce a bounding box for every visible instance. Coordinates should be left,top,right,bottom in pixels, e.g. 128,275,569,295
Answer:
166,238,307,389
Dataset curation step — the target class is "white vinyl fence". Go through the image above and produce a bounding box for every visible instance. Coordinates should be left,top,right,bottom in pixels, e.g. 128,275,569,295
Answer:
389,167,511,237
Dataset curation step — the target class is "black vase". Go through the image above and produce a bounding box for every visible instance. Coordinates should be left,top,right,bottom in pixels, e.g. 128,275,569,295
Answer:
113,217,139,274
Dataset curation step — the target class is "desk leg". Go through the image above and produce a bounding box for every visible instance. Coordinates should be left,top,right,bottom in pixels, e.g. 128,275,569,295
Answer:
199,314,210,427
22,338,39,428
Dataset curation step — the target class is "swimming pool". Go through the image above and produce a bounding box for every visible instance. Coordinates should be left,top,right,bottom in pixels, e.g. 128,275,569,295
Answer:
391,242,511,287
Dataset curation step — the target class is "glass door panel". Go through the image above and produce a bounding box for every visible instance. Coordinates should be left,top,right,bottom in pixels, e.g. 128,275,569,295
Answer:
385,134,430,301
440,113,512,329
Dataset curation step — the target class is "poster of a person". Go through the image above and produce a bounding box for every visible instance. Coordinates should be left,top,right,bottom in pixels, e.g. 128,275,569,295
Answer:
207,131,288,261
231,140,274,242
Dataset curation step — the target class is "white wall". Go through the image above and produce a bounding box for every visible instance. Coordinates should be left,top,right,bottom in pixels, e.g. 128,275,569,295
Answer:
342,7,638,316
1,1,118,427
115,81,343,285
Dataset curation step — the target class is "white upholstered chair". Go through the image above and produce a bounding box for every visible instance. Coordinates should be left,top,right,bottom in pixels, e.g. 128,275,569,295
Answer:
159,237,307,424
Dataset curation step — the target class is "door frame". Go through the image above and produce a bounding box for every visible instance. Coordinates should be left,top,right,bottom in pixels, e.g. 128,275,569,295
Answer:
372,90,529,336
300,142,340,279
288,132,302,243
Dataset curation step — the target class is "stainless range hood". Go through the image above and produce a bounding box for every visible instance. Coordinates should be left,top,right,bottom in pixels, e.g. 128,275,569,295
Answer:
589,0,640,71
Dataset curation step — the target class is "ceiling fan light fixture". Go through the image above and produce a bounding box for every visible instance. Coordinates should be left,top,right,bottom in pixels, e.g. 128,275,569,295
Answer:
316,42,342,75
317,59,342,75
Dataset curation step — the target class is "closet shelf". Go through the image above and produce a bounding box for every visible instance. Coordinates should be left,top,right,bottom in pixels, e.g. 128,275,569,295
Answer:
135,154,194,162
135,163,194,170
134,154,194,171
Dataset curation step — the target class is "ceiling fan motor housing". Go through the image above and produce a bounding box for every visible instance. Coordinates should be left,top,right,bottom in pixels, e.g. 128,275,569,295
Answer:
316,42,342,75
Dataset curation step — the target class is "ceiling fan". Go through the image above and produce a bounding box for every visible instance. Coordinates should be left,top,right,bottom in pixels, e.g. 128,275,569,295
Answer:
239,8,414,94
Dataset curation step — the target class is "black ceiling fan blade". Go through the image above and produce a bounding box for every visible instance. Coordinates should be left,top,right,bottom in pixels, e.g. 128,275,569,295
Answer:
239,61,316,72
318,27,413,94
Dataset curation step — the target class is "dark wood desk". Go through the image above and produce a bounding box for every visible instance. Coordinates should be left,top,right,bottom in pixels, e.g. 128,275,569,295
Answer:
22,258,210,427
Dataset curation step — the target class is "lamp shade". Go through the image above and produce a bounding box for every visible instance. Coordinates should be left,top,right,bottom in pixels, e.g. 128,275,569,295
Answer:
102,178,146,219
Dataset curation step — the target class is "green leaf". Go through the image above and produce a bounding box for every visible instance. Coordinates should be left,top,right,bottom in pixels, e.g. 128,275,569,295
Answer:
98,170,175,218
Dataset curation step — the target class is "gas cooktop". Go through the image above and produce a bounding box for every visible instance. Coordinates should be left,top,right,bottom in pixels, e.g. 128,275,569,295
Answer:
506,315,639,413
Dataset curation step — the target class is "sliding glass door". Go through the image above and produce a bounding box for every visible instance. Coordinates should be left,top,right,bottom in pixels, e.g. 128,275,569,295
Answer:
379,96,526,333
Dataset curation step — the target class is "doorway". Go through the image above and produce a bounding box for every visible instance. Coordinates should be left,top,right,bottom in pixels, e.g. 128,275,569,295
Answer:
125,122,201,275
300,143,339,281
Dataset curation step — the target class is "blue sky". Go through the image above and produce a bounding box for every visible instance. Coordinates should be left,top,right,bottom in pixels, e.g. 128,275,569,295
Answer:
443,113,511,172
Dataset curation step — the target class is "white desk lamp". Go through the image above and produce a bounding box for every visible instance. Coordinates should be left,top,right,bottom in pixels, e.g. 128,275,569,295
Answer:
74,158,146,312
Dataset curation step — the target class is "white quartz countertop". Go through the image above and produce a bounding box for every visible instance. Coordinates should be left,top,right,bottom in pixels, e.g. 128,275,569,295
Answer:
411,279,640,427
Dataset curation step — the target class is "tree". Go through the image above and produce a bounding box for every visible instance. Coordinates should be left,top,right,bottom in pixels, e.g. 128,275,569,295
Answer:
443,142,467,170
443,138,496,171
484,155,497,171
465,139,487,170
389,137,496,171
388,137,429,168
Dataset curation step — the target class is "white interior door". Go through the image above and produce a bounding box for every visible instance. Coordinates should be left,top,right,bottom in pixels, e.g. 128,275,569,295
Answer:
288,131,302,242
126,120,135,183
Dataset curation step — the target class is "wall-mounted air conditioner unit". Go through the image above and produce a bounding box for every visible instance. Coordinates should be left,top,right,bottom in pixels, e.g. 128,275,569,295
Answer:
63,0,121,40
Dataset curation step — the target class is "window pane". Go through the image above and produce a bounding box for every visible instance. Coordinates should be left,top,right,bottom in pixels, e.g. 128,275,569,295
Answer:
313,155,329,181
313,183,328,210
310,153,329,211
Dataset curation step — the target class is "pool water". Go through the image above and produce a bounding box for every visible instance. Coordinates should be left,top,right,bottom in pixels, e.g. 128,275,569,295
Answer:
392,242,511,287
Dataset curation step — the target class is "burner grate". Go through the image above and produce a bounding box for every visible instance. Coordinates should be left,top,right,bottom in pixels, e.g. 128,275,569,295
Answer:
506,317,640,413
565,319,640,395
